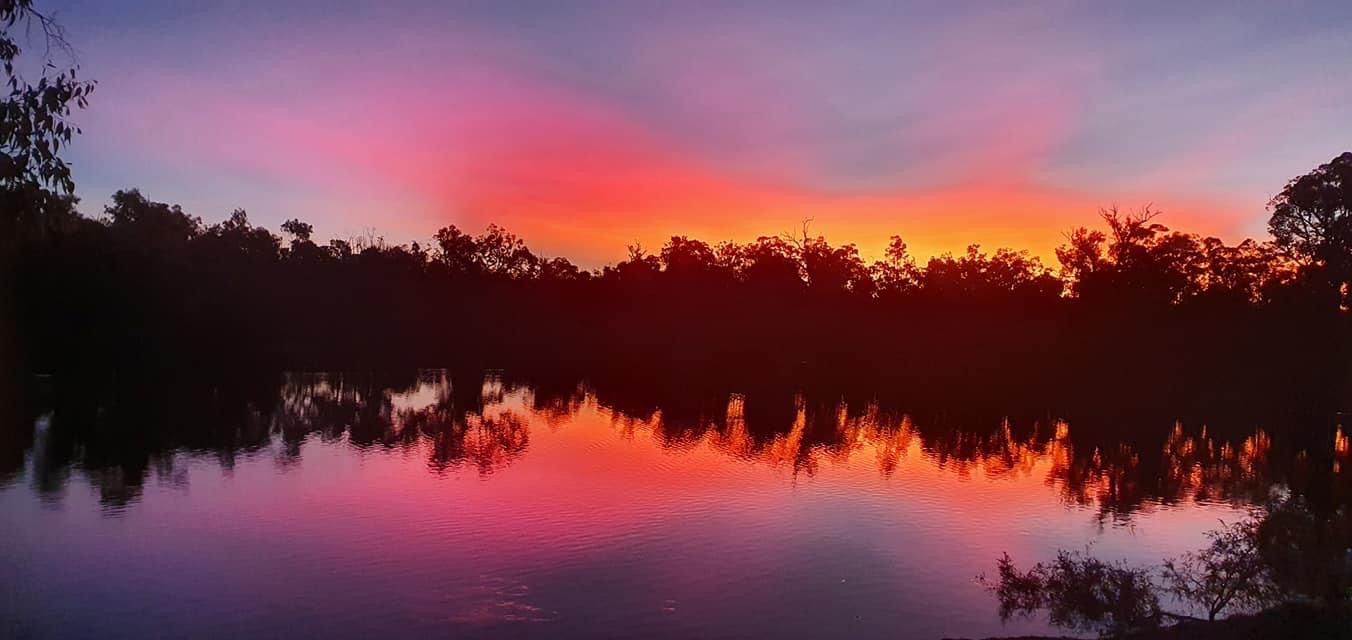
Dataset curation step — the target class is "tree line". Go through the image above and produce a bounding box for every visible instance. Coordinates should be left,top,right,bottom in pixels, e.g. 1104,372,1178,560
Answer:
13,159,1349,310
5,155,1351,381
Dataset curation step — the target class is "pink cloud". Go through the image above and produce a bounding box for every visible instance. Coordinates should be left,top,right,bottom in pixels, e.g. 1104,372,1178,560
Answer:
75,18,1259,267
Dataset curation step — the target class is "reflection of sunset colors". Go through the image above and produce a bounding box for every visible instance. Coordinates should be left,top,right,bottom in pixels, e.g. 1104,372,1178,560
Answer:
61,2,1352,265
587,393,1293,518
279,374,1319,519
11,371,1342,638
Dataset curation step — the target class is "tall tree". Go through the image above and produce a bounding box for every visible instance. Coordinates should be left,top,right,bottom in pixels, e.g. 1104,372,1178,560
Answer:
1268,152,1352,306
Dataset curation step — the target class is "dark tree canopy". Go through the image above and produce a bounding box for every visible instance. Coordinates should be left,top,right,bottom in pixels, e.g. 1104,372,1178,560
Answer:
280,218,313,243
1055,206,1298,307
1268,151,1352,302
987,550,1163,636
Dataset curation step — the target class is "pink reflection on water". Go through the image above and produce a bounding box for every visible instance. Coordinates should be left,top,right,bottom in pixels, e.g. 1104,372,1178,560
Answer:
0,374,1267,639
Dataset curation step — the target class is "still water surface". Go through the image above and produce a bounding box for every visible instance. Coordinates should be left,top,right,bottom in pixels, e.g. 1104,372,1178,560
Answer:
2,371,1284,639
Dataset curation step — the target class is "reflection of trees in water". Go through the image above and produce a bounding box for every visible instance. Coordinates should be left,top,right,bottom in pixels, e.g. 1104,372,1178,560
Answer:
1,378,278,510
1044,425,1276,521
273,371,530,476
402,404,530,476
1,371,535,510
3,371,1347,519
589,390,1347,520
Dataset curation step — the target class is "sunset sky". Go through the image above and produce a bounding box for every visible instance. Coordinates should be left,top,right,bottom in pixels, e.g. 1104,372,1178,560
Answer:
50,0,1352,266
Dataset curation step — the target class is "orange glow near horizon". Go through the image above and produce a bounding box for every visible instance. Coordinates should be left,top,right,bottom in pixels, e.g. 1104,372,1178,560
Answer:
444,178,1250,267
71,18,1294,270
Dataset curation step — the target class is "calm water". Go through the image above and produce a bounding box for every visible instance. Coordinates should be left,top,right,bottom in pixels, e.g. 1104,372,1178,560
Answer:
3,370,1324,639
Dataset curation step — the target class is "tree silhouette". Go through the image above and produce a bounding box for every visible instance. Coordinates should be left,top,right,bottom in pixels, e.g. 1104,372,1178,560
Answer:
801,236,871,295
432,224,479,276
918,244,1060,301
474,223,537,279
280,218,313,243
1268,151,1352,308
1162,518,1278,621
0,0,94,245
871,235,920,298
104,188,201,251
988,505,1345,635
985,549,1163,636
659,235,719,284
